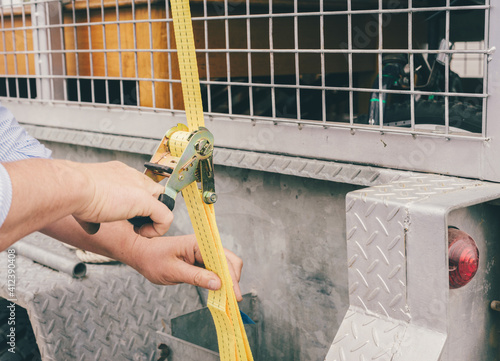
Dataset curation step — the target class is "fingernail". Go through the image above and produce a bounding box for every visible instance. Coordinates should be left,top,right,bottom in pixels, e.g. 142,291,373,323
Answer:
208,279,219,290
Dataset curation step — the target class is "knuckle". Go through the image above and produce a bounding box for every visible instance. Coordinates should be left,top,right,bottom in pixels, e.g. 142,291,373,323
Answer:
193,270,204,287
234,257,243,270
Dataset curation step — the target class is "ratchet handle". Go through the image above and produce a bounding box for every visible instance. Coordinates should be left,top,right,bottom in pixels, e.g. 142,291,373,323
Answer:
128,193,175,228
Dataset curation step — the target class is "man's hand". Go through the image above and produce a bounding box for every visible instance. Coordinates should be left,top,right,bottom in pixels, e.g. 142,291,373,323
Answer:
74,161,172,238
0,159,173,249
42,218,244,301
131,234,244,301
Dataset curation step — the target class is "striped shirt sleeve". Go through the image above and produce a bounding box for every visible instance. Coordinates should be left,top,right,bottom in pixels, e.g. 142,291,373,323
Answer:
0,163,12,228
0,103,52,228
0,104,52,161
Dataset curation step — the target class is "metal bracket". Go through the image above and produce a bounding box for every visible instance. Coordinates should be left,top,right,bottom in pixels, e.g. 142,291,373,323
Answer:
144,124,217,205
158,293,258,359
326,175,500,361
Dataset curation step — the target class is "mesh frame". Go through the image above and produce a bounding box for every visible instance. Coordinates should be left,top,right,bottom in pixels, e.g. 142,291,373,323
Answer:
0,0,491,141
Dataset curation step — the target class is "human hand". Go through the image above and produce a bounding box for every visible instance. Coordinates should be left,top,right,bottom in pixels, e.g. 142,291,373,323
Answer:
72,161,172,238
131,234,244,301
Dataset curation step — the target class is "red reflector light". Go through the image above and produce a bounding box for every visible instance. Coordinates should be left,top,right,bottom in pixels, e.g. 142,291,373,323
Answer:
448,227,479,289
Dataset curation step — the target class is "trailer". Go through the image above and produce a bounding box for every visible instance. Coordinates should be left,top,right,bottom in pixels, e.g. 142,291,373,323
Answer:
0,0,499,360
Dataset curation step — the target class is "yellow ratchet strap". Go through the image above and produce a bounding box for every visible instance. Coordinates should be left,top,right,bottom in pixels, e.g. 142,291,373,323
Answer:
170,1,254,360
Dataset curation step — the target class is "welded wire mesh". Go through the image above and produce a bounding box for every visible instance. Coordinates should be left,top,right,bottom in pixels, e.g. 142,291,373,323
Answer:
0,0,491,137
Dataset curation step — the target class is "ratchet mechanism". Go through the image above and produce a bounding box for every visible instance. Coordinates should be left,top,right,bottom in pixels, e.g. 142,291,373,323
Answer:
128,124,216,228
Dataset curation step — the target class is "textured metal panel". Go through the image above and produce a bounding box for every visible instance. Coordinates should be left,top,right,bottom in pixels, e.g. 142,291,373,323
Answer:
22,123,413,187
0,234,203,361
22,124,159,156
326,307,406,361
327,308,445,361
7,101,499,182
327,308,446,361
345,174,481,321
346,192,408,321
213,148,410,187
354,175,482,203
329,174,500,361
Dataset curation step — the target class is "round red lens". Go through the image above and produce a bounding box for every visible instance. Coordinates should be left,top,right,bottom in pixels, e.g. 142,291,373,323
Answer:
448,227,479,289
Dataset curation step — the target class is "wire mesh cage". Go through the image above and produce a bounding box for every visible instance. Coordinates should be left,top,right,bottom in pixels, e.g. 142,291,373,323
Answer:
0,0,491,139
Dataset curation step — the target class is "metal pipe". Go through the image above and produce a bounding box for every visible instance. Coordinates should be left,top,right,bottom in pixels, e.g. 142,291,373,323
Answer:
11,240,87,278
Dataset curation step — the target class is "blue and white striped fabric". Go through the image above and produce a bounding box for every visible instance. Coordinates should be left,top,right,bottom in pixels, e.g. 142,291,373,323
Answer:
0,103,52,227
0,164,12,230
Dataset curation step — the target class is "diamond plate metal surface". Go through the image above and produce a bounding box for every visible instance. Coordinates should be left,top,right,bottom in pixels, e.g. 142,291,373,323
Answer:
346,190,408,321
326,306,446,361
326,307,407,361
353,174,481,203
0,234,203,361
22,124,159,156
329,174,499,361
213,148,410,187
345,174,482,321
22,124,414,187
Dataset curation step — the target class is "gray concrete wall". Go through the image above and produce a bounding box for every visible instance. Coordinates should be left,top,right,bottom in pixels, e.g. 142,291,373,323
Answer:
44,140,361,361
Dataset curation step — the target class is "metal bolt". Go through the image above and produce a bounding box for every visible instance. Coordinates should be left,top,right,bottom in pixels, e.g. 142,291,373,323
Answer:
195,139,212,156
491,300,500,312
203,191,217,204
178,174,184,181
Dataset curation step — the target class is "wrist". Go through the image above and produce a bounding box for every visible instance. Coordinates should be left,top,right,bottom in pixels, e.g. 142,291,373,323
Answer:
60,160,96,217
110,221,148,272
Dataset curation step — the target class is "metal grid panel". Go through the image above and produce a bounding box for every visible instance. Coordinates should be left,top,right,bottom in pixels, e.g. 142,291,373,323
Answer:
0,0,491,139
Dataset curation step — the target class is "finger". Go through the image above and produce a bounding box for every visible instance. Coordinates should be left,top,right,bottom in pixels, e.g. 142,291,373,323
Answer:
173,260,222,291
150,183,165,198
142,175,164,197
192,244,243,301
192,238,205,265
137,198,174,237
185,239,242,300
139,220,171,238
234,284,243,302
224,249,243,282
226,260,243,301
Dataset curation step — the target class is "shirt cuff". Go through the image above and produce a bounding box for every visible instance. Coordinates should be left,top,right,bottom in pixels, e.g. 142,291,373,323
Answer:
0,163,13,228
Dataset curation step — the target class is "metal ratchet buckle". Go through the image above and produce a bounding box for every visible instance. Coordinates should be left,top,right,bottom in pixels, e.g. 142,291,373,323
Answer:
128,124,216,228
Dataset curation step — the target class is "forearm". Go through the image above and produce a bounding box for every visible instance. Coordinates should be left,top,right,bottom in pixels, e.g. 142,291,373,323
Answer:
41,216,243,298
0,159,87,248
0,158,172,249
40,216,139,267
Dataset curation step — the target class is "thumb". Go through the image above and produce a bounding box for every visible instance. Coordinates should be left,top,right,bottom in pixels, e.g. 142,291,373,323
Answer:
175,261,221,291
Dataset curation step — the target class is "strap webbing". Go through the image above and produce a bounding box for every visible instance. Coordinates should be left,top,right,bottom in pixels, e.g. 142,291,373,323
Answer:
170,1,254,360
